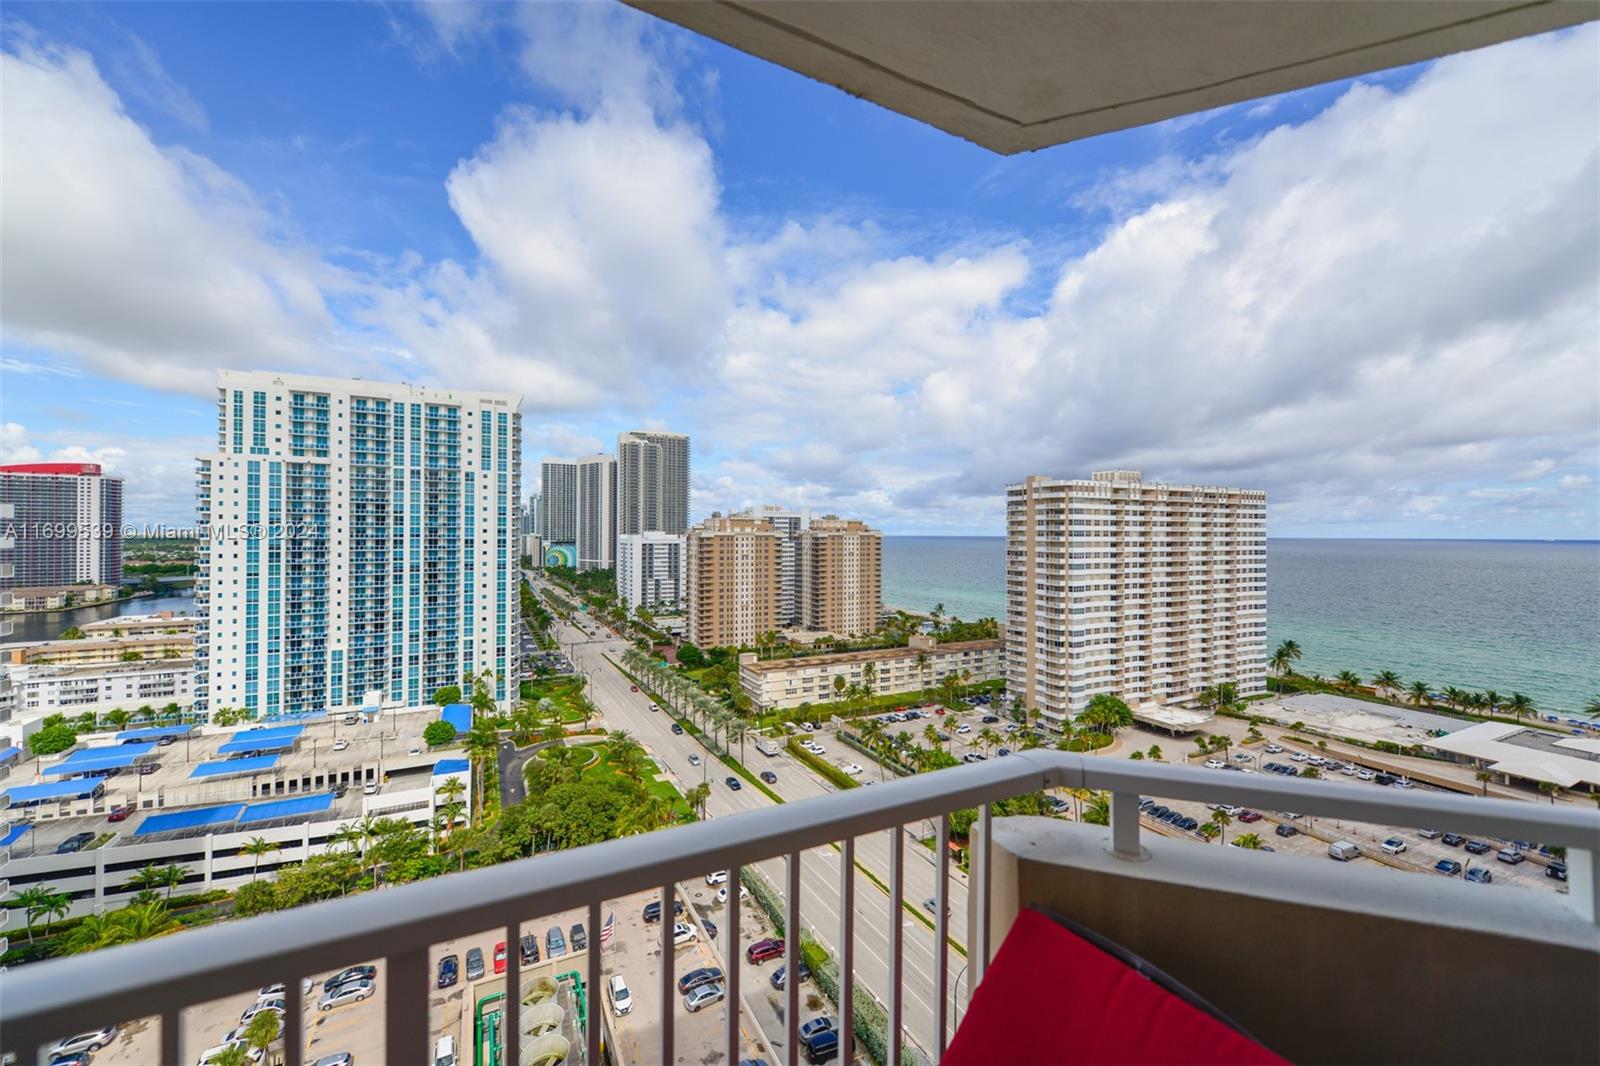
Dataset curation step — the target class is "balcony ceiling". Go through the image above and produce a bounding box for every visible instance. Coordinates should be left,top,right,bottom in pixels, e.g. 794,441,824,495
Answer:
627,1,1598,154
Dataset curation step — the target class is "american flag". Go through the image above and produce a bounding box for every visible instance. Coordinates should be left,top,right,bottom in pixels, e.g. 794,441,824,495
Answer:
599,911,616,944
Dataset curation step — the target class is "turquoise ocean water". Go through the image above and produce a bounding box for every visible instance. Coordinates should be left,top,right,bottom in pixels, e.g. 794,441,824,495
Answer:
882,537,1599,718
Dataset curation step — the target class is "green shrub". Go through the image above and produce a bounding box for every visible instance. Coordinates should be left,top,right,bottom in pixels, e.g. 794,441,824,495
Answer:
786,737,859,790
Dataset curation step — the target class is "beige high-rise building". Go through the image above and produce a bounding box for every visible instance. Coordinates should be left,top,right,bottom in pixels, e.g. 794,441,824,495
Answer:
685,514,781,648
798,516,882,636
1006,470,1266,726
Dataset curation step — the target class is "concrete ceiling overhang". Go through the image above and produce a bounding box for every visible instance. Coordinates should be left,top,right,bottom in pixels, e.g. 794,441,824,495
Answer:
627,1,1599,154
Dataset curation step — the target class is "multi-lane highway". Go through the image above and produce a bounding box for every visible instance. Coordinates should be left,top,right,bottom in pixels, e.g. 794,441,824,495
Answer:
538,602,970,1056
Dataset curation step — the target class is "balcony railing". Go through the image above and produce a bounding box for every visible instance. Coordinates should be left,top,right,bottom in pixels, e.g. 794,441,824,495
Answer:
2,753,1596,1065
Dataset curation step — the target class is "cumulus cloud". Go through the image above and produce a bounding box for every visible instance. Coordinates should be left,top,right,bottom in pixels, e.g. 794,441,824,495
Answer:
0,422,207,524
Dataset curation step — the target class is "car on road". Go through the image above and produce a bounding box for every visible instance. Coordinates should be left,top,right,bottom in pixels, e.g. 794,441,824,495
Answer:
520,934,540,965
318,980,375,1012
570,922,587,950
688,753,701,766
1340,764,1358,776
608,974,633,1016
643,899,684,922
678,966,724,994
1381,838,1407,855
1464,840,1491,855
466,947,486,979
1496,848,1525,865
56,832,96,854
196,1044,262,1065
1275,824,1298,838
671,723,685,735
725,775,743,790
630,685,639,692
48,1029,118,1058
702,917,719,939
684,982,726,1012
760,770,779,784
956,724,972,734
771,961,811,989
546,926,567,958
840,762,863,775
1434,859,1463,876
1441,832,1465,847
747,938,784,964
494,941,507,974
1289,752,1308,762
437,954,459,988
1465,867,1493,884
240,998,284,1024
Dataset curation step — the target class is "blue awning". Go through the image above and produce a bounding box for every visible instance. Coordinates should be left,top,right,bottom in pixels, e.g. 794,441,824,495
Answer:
218,725,303,755
190,755,280,779
441,704,472,735
432,758,470,775
40,743,158,776
132,804,245,836
238,792,335,824
0,745,21,764
2,779,105,803
0,822,34,846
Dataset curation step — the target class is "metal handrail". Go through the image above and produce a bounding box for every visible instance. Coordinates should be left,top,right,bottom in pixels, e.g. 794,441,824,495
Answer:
3,751,1596,1063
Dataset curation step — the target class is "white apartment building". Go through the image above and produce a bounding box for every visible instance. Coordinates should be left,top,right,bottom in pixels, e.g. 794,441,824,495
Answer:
575,454,617,572
9,658,194,720
1006,470,1267,725
738,634,1002,711
195,372,522,719
744,505,811,626
537,460,577,545
616,532,686,612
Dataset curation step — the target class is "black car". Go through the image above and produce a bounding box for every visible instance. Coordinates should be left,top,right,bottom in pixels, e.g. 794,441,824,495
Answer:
677,966,723,994
726,776,742,791
437,954,459,988
760,770,778,784
981,715,1000,724
570,922,587,950
1547,861,1569,881
520,934,540,965
643,899,684,923
671,723,685,735
702,918,719,940
56,832,95,854
1464,840,1491,855
323,965,377,992
1441,832,1465,847
1275,824,1298,838
770,960,811,989
138,762,160,776
1177,816,1199,831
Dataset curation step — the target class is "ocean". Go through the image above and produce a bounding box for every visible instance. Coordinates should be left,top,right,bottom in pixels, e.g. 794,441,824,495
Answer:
882,537,1600,718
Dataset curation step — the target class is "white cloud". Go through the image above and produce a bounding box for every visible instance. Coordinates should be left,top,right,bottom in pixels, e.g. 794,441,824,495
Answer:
0,422,207,524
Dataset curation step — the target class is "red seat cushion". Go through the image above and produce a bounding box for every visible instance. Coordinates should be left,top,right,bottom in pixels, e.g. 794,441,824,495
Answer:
944,909,1288,1065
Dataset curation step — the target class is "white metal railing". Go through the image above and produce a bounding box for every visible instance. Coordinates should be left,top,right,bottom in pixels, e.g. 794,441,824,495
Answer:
3,752,1597,1065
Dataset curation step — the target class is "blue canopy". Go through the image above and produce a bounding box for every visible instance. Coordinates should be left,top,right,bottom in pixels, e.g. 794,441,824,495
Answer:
0,745,20,764
115,725,194,741
132,804,245,836
432,758,470,775
40,743,157,776
2,779,105,803
190,755,280,779
441,704,472,735
0,822,35,846
238,792,335,824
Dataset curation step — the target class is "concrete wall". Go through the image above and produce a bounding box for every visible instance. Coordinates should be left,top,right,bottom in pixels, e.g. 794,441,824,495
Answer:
983,816,1599,1065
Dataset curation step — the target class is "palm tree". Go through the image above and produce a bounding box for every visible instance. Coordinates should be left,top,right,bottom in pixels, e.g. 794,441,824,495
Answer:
1538,781,1561,804
436,775,467,807
728,718,749,764
1586,694,1600,717
1475,770,1493,796
1213,809,1232,844
1407,681,1430,707
977,727,1002,755
243,1011,281,1061
1082,792,1110,826
1270,640,1302,676
15,885,68,944
330,823,363,856
1147,744,1163,762
433,801,466,847
128,863,184,900
914,652,932,693
861,662,877,701
1482,690,1502,717
685,782,711,818
832,674,847,706
922,722,941,751
104,708,134,730
1372,671,1402,699
1197,822,1221,844
1336,670,1362,693
1234,833,1264,850
240,836,280,882
462,724,500,820
1506,692,1534,722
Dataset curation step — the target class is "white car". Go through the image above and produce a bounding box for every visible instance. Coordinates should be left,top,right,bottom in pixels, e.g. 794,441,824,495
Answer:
688,753,702,766
50,1029,118,1057
840,762,863,776
705,870,729,885
331,738,350,753
1264,744,1284,754
672,921,699,947
806,744,827,756
1203,759,1227,770
608,974,633,1016
318,979,375,1011
240,998,285,1024
1289,752,1309,762
956,724,972,734
198,1044,263,1065
1381,837,1408,855
1356,769,1376,781
1219,804,1244,816
362,781,379,795
1340,764,1358,776
716,885,750,904
408,746,422,756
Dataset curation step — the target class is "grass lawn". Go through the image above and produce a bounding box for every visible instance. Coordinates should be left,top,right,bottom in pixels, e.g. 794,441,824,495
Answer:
524,676,594,724
555,747,693,821
537,743,599,768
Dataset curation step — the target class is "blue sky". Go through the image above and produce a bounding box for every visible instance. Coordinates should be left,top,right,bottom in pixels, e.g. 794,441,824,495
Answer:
2,4,1596,538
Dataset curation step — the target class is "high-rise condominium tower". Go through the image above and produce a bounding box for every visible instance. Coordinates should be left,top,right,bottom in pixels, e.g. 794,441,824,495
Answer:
194,372,521,718
685,514,781,648
0,463,123,589
745,505,811,626
576,454,616,572
617,532,686,612
538,460,578,545
798,516,882,636
616,430,690,537
1005,470,1266,726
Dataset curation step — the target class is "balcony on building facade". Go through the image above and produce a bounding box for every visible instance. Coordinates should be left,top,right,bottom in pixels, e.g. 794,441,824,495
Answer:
2,755,1594,1066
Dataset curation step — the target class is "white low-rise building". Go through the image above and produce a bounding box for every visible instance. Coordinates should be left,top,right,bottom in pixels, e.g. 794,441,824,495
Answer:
739,634,1003,711
9,658,193,722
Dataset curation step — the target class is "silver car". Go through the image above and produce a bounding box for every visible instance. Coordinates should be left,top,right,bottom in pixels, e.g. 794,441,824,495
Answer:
684,981,726,1012
318,979,375,1012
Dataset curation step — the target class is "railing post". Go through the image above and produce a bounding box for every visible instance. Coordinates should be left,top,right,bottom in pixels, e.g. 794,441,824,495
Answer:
160,1008,181,1066
785,851,801,1066
384,946,428,1065
503,921,521,1066
974,803,992,985
281,972,304,1066
1567,847,1599,927
887,824,904,1066
935,813,950,1057
1110,790,1143,858
838,836,855,1066
725,871,741,1066
587,900,603,1066
659,882,675,1066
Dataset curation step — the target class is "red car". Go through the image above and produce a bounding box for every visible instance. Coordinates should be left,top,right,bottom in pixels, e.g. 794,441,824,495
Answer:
493,941,507,975
630,685,639,692
746,938,784,965
1237,810,1262,823
107,805,132,822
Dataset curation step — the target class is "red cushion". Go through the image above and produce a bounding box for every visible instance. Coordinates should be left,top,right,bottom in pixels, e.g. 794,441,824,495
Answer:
944,909,1288,1065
